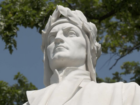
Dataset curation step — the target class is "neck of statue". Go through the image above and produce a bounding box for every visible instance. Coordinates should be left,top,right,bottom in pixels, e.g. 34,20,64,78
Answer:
50,64,90,84
57,64,87,75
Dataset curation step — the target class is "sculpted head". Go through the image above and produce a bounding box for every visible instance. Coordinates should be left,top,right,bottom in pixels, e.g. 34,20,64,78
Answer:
42,5,101,86
47,22,86,71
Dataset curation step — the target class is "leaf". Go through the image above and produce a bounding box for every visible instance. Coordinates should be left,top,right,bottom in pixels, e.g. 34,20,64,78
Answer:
12,39,17,49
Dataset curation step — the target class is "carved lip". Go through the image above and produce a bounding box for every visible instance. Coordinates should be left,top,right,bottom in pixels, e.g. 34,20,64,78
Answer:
55,45,68,50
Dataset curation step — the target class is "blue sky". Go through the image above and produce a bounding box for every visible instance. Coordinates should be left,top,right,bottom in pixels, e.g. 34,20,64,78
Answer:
0,0,140,89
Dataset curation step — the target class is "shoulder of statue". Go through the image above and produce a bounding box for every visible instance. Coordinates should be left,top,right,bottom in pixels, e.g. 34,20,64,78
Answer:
86,81,139,89
26,84,57,105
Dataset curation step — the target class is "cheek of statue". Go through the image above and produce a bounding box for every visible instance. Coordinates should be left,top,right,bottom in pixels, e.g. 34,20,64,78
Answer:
46,23,86,71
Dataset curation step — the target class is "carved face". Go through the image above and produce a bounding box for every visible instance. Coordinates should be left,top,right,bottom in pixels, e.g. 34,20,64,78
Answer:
47,23,86,71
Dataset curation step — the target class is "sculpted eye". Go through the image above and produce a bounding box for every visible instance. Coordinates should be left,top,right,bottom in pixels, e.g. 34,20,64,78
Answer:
67,31,77,37
49,34,56,44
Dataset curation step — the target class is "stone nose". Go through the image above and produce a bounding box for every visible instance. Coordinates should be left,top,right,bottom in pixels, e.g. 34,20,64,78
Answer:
54,30,64,44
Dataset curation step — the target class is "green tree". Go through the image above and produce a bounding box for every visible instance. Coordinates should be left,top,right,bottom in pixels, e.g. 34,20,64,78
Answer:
0,72,37,105
121,61,140,85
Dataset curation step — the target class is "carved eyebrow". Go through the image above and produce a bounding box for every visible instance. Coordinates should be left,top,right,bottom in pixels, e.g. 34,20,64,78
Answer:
49,26,73,34
62,27,73,31
49,29,58,34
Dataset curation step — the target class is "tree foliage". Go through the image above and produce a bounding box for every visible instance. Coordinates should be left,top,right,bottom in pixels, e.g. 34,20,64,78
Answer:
0,72,37,105
121,61,140,85
97,61,140,85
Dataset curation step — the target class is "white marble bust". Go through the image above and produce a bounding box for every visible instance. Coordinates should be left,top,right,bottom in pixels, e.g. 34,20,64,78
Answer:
24,5,140,105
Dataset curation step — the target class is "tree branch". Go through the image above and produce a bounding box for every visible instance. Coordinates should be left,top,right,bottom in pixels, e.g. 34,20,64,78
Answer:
99,10,115,22
85,9,116,21
85,0,126,22
109,43,140,70
99,53,118,71
63,0,73,9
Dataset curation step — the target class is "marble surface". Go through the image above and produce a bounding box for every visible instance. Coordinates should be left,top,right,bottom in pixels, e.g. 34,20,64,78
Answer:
24,5,140,105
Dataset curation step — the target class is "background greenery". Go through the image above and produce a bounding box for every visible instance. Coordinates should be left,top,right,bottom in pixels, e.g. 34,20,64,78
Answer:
0,0,140,104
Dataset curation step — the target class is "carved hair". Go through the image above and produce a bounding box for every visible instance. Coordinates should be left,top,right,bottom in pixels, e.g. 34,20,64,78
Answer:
41,5,101,86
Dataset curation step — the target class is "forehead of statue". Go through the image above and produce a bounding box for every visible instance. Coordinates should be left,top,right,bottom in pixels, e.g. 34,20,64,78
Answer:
49,23,82,34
